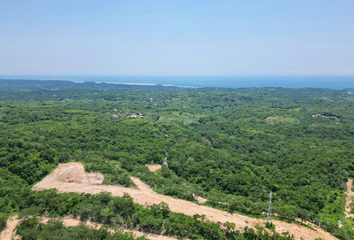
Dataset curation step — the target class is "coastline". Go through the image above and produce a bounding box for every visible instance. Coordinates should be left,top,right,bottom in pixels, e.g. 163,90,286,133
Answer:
1,75,354,89
76,81,199,88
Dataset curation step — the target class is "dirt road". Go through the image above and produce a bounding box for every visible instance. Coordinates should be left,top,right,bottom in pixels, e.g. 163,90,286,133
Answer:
0,215,20,240
32,162,338,240
345,179,354,218
0,215,178,240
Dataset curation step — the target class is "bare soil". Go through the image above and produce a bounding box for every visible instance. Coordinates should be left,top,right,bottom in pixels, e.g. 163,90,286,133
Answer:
202,137,213,147
42,216,179,240
345,179,354,218
312,114,339,120
0,215,177,240
192,194,208,204
32,162,338,240
145,164,162,172
0,215,20,240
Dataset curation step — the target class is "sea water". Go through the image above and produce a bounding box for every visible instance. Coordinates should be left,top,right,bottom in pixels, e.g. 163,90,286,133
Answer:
1,75,354,90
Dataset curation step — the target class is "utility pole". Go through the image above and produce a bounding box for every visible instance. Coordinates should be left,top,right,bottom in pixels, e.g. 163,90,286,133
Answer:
267,191,272,226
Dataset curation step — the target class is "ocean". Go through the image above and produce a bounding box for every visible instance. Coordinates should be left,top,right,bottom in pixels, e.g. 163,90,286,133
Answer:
1,75,354,90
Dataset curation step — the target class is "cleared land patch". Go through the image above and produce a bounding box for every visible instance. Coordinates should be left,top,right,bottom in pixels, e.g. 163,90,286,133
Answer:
145,164,162,172
32,162,338,240
265,116,300,124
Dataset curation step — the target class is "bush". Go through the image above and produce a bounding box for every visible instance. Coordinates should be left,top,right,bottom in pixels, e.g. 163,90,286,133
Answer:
0,213,8,232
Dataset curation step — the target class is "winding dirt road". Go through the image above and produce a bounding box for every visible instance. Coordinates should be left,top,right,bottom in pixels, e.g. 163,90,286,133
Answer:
31,162,338,240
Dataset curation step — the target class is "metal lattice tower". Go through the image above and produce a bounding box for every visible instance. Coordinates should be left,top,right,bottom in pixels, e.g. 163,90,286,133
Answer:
267,191,272,223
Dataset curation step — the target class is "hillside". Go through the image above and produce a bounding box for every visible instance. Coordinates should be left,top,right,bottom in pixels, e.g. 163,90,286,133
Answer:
1,81,354,239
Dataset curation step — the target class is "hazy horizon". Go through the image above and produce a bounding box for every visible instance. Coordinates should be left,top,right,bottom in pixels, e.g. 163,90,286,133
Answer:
2,75,354,90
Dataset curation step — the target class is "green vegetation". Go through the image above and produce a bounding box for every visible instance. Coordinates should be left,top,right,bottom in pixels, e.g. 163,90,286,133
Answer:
1,169,292,239
1,82,354,239
265,116,300,124
16,216,295,240
84,160,136,187
0,213,8,232
16,217,148,240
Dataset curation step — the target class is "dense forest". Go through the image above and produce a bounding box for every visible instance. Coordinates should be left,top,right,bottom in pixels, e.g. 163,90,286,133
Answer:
2,80,354,239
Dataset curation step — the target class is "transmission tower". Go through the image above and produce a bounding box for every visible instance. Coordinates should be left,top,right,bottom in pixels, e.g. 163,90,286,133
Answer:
267,191,272,224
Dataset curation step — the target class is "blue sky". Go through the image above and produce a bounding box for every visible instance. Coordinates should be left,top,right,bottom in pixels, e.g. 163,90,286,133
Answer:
0,0,353,75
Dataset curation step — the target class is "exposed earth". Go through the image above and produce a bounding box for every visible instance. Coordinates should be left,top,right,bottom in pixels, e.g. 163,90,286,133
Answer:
345,179,354,219
29,162,338,240
145,164,162,172
0,215,178,240
0,215,20,240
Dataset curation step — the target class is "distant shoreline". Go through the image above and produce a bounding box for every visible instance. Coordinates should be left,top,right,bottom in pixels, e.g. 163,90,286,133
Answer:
84,81,157,86
1,76,354,90
75,81,199,88
0,78,200,89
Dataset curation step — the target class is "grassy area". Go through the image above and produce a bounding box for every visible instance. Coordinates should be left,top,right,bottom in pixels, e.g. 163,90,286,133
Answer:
266,116,300,124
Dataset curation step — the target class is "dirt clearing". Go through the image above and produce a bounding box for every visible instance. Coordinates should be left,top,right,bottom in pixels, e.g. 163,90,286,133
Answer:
145,164,162,172
32,162,338,240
